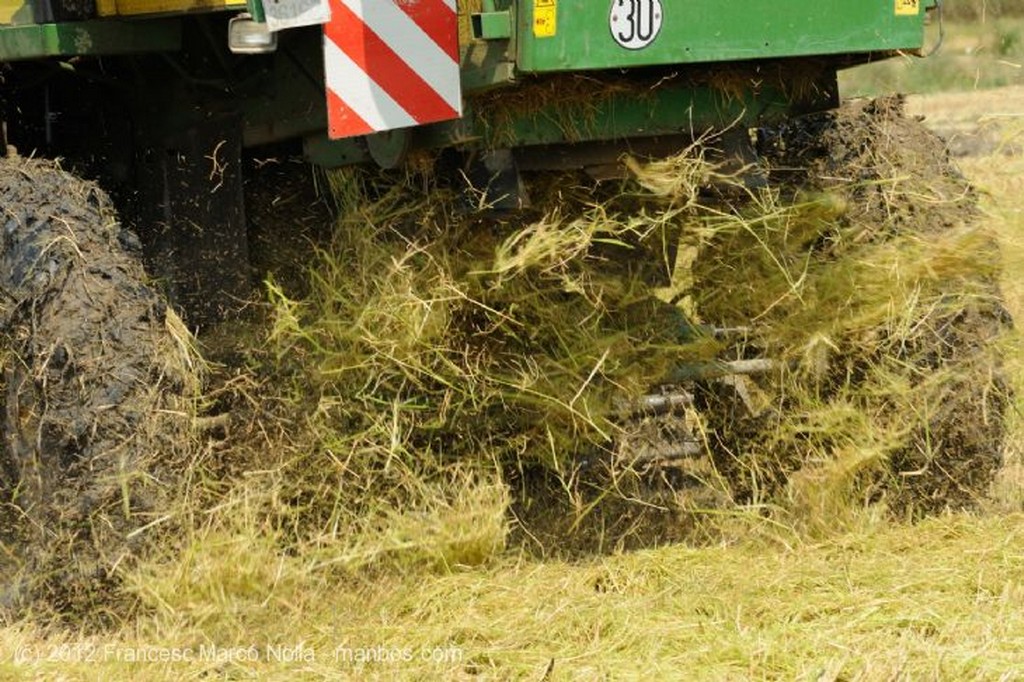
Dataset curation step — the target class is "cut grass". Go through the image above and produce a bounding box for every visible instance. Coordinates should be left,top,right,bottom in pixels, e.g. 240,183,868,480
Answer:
251,99,1005,548
1,103,1009,680
4,513,1024,679
957,121,1024,512
4,44,1024,682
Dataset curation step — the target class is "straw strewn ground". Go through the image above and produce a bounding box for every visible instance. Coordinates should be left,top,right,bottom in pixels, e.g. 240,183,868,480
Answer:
2,514,1024,679
4,48,1024,682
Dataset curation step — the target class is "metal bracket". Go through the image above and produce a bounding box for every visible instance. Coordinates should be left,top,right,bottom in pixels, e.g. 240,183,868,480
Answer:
0,19,181,61
471,11,512,40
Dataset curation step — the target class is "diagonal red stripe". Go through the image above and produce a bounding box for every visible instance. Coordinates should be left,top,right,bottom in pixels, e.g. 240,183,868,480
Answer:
325,0,459,126
392,0,460,62
327,88,374,139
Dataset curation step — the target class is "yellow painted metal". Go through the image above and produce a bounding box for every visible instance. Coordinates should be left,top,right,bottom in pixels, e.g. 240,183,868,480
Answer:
95,0,243,18
457,0,481,47
0,0,26,25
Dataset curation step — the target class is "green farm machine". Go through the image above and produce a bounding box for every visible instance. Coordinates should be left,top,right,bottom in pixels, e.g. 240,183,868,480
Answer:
0,0,938,320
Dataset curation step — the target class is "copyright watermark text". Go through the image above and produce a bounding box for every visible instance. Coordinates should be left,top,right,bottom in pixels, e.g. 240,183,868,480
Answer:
7,642,464,667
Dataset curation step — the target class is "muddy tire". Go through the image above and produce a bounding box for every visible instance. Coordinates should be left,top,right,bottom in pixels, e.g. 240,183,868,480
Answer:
0,158,197,615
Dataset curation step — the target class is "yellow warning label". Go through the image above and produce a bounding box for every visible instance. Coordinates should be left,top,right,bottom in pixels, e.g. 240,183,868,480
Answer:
895,0,919,16
534,0,556,38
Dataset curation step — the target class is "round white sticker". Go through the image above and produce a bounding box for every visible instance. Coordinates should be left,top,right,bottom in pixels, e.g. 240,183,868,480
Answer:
609,0,663,50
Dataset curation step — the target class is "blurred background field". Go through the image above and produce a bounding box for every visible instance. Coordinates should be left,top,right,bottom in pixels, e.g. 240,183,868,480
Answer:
843,0,1024,94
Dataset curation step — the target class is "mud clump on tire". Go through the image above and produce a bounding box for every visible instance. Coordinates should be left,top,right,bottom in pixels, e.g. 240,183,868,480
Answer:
0,157,198,619
695,96,1010,519
801,97,1008,514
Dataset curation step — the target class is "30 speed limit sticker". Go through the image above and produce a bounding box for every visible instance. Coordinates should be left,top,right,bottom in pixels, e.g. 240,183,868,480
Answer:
610,0,663,50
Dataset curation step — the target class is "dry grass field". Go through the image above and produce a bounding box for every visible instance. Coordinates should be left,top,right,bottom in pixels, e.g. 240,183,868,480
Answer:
6,21,1024,682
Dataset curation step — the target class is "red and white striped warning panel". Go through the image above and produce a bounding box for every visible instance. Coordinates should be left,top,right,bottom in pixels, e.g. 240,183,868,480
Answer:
323,0,462,139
